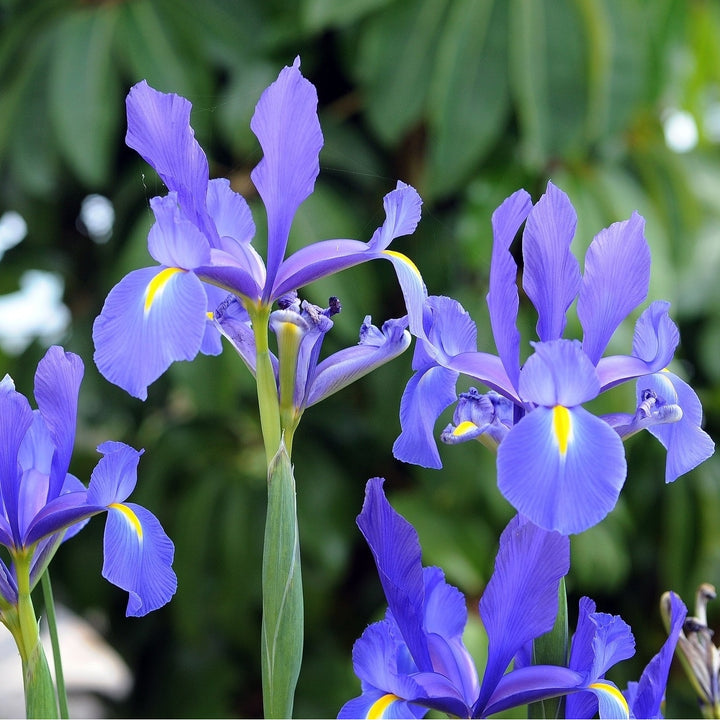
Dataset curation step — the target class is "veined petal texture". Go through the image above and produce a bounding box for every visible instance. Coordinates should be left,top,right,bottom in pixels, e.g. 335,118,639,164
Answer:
93,266,208,400
521,182,581,342
250,57,323,300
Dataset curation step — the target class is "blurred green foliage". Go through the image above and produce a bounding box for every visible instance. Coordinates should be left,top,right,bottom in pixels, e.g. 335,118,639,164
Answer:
1,0,720,716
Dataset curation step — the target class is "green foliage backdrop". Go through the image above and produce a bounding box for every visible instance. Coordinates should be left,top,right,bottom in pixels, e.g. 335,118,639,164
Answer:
1,0,719,716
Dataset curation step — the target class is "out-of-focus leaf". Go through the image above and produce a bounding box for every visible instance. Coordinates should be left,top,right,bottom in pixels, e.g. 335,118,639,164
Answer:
301,0,395,32
426,0,510,200
355,0,450,145
49,7,120,187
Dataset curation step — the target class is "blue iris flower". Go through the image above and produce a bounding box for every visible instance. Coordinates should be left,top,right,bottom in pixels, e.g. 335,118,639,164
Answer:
93,57,425,401
393,182,714,534
340,478,687,719
0,346,176,617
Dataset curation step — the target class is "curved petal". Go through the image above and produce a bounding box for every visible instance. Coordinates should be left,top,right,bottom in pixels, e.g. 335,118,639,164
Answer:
446,351,520,403
521,182,581,342
578,212,650,364
518,340,600,408
441,389,513,448
24,490,94,546
147,194,212,268
357,478,432,670
368,182,423,251
125,81,214,240
476,516,569,712
93,266,208,400
206,178,256,245
486,188,532,388
0,557,17,605
307,316,410,407
392,365,459,469
33,346,83,499
641,371,715,482
87,442,143,506
250,57,323,300
102,501,177,616
497,406,627,534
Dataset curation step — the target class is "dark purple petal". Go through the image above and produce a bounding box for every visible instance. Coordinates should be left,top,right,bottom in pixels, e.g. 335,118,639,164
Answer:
102,501,176,616
392,365,459,469
641,371,714,482
497,406,626,534
93,266,208,400
147,194,212,268
518,340,600,408
476,516,569,712
357,478,432,671
33,346,83,499
250,57,323,300
578,212,650,364
125,81,215,240
307,317,410,407
486,188,532,389
24,490,94,546
521,182,581,342
626,592,686,719
0,557,17,604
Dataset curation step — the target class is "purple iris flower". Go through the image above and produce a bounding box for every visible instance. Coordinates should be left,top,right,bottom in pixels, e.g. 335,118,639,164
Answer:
214,292,410,421
393,182,714,534
0,346,176,617
93,57,425,400
340,479,686,719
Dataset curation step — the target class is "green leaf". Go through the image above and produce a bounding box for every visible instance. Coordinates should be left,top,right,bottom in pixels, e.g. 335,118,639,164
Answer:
49,7,120,187
426,0,510,199
262,442,303,719
301,0,395,32
23,639,58,719
356,0,450,145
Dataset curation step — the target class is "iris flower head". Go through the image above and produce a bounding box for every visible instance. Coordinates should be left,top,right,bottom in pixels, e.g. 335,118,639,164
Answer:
0,345,176,618
341,478,687,719
393,182,714,534
93,57,425,403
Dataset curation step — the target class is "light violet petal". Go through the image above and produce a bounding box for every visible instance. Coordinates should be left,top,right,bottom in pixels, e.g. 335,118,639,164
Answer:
522,182,581,342
250,57,323,299
93,266,207,400
487,189,532,389
497,406,626,534
578,212,650,364
368,182,423,251
206,178,256,245
87,443,143,506
147,194,211,268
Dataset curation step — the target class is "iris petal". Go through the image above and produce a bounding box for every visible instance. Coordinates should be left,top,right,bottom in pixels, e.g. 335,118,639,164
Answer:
497,406,626,534
147,194,211,268
93,266,208,400
250,57,323,300
578,212,650,365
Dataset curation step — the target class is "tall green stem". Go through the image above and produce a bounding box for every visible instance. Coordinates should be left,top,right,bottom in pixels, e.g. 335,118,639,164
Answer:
41,571,68,719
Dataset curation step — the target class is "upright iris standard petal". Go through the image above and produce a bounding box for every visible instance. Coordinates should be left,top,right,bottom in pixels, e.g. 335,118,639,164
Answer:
577,212,650,365
521,182,581,342
250,57,323,300
93,266,209,400
486,188,532,388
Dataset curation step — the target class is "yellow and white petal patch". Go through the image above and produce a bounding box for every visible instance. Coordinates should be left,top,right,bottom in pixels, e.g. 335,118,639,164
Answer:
109,502,143,541
144,267,184,313
589,681,630,719
382,249,423,281
367,693,401,719
552,405,572,456
452,420,479,438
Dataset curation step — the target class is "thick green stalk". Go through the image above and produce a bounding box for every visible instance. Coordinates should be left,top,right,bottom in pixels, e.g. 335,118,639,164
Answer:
529,577,568,719
261,442,303,718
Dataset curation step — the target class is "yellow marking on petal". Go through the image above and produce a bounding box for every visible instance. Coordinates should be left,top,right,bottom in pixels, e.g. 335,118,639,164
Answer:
109,503,143,540
382,249,422,280
144,267,184,313
453,420,478,437
552,405,572,456
589,681,630,719
367,693,401,719
207,311,214,320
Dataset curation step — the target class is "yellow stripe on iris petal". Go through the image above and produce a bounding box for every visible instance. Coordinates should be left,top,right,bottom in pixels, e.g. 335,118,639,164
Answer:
367,693,401,719
382,249,423,281
144,267,184,313
452,420,478,438
109,503,143,540
552,405,572,456
589,681,630,719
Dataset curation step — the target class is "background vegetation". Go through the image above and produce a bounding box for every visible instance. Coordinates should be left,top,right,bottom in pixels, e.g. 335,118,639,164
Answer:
1,0,719,716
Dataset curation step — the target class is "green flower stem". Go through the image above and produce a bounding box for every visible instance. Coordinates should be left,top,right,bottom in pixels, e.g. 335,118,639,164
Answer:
529,577,568,719
15,552,58,719
261,442,303,719
41,571,68,719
